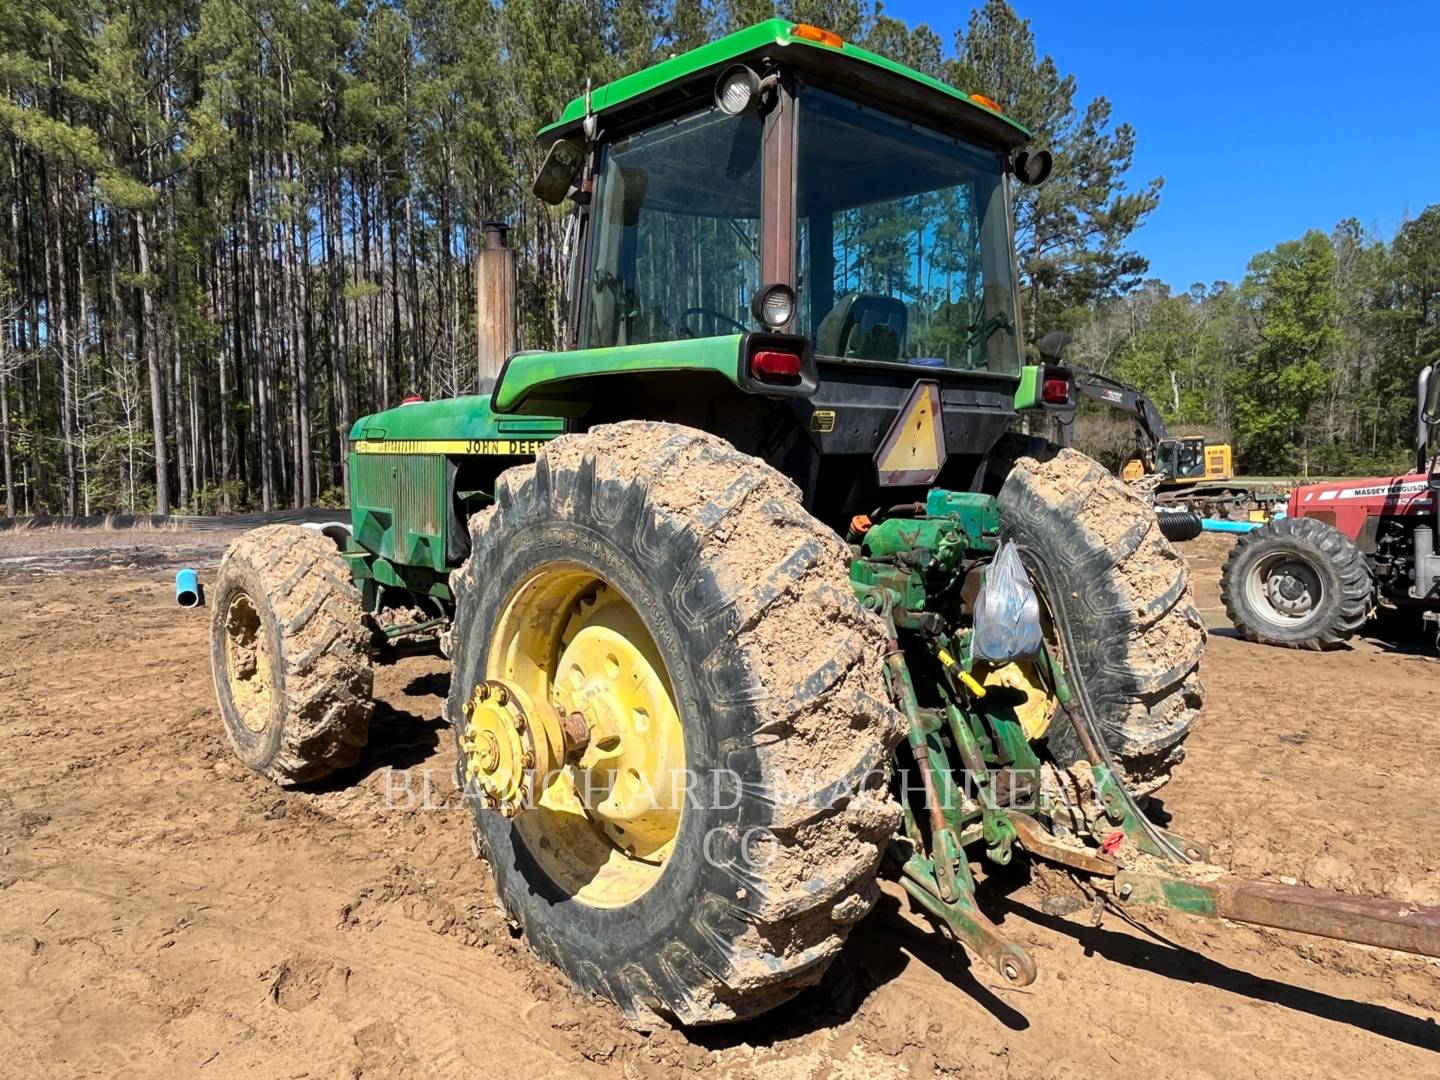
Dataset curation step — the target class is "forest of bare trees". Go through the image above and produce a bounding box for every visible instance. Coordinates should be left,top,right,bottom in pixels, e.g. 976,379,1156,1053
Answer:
2,0,583,516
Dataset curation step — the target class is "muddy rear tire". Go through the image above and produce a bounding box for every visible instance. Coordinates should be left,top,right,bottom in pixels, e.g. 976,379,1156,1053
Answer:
448,422,903,1026
1220,517,1372,649
999,448,1206,793
210,525,373,785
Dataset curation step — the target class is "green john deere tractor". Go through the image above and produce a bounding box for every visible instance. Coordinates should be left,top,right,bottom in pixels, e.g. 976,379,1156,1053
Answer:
209,20,1440,1026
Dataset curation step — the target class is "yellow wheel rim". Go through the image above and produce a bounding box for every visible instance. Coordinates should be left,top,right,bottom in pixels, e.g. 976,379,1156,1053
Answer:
223,592,274,734
482,563,686,908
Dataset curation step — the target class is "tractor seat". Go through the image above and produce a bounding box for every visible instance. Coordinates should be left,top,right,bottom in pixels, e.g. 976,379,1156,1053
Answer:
815,293,908,362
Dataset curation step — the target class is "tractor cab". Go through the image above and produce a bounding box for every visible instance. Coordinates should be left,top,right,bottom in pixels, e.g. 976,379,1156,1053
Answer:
512,19,1051,523
533,20,1039,368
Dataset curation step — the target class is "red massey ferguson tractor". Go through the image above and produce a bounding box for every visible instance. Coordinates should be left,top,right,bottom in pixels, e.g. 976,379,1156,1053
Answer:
1222,364,1440,648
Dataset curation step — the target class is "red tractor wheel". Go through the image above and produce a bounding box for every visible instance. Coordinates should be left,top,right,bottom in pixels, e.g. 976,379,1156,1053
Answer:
1220,517,1373,649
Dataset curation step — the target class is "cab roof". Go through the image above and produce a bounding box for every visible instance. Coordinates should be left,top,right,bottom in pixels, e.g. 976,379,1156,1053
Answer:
540,19,1031,150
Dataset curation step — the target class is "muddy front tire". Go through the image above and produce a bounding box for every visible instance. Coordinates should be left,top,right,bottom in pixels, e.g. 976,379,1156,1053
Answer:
999,449,1206,793
210,525,373,785
447,422,902,1026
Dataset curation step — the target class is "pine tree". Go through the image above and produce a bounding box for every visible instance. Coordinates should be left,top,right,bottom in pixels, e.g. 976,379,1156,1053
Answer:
951,0,1161,340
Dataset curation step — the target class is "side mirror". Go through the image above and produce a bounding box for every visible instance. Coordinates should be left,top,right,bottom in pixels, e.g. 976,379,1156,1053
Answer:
1424,364,1440,424
1038,329,1071,362
532,139,585,205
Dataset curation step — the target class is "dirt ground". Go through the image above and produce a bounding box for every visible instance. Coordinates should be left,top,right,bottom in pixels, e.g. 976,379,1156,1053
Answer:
1,529,1437,1078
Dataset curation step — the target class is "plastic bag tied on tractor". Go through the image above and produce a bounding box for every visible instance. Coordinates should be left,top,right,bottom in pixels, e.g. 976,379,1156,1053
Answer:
971,540,1043,664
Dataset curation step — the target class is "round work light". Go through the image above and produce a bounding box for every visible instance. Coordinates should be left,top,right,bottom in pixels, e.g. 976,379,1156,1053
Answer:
715,65,764,116
750,283,797,330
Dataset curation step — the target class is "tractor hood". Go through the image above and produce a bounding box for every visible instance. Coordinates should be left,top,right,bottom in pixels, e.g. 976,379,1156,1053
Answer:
348,395,565,453
1290,473,1434,520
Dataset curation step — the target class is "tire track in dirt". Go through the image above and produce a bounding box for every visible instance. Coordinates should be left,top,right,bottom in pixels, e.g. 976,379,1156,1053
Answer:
1,549,1438,1077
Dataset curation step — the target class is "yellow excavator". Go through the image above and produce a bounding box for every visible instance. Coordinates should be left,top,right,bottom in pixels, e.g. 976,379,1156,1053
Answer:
1047,363,1265,518
1033,334,1234,494
1120,433,1234,487
1052,367,1231,487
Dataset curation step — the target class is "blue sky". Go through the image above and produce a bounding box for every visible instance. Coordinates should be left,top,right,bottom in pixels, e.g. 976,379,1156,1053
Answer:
882,0,1440,289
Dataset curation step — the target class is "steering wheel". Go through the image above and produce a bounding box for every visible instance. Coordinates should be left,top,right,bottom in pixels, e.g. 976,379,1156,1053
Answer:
967,308,1013,348
680,307,748,337
964,308,1015,369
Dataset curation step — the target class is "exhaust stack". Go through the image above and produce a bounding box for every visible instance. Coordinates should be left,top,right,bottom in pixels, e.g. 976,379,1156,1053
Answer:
476,221,517,388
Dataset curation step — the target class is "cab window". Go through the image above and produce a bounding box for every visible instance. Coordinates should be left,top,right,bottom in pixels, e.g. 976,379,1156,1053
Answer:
795,88,1021,373
582,108,764,348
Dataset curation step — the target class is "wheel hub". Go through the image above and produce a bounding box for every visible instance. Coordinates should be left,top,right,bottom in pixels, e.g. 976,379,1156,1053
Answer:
474,565,688,907
1244,549,1326,629
1261,563,1317,617
1276,576,1306,602
550,621,683,857
460,679,565,817
474,730,501,773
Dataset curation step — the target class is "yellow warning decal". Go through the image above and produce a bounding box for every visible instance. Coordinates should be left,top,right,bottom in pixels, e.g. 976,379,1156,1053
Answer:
810,409,836,433
353,438,546,456
873,381,946,486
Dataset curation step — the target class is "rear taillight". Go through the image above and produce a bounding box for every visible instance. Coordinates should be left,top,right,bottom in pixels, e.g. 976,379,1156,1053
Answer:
1042,376,1071,405
739,333,811,394
751,349,802,384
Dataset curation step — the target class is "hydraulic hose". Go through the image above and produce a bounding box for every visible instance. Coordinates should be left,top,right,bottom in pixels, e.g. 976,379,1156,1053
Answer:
1020,551,1191,864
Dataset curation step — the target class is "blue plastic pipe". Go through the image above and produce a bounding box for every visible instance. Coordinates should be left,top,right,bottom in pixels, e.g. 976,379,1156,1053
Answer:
176,567,201,607
1201,519,1258,534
